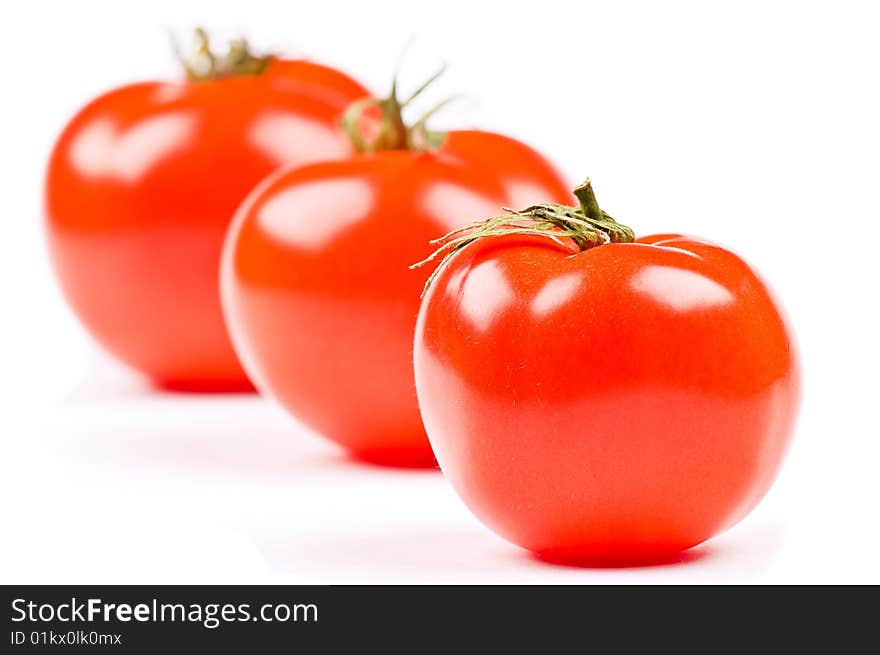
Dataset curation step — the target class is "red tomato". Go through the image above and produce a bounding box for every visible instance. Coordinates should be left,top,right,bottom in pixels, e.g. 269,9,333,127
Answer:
45,38,368,390
221,84,572,464
413,181,800,563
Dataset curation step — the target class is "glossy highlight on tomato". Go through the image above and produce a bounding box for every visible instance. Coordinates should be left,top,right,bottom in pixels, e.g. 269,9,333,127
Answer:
414,191,800,563
221,129,572,466
45,49,368,390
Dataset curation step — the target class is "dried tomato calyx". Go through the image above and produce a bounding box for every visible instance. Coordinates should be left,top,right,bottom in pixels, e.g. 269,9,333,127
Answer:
176,28,272,81
411,179,635,296
340,66,453,153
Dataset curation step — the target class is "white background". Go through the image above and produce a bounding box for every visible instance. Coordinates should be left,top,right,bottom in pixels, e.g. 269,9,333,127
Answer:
2,0,878,583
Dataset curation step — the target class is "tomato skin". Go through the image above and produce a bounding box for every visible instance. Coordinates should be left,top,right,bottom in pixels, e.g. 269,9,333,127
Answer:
221,136,571,465
45,61,368,390
263,59,370,105
414,233,800,563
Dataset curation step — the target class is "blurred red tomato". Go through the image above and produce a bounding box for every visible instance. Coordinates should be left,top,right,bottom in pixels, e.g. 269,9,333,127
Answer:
414,181,800,563
45,35,368,390
221,76,572,464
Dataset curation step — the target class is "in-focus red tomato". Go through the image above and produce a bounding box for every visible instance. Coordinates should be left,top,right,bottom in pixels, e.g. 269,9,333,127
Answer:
45,33,369,390
413,180,800,563
221,77,572,465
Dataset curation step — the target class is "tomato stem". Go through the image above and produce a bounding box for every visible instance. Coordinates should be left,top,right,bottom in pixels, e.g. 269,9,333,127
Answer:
340,65,452,152
174,28,272,81
411,179,635,297
573,179,604,222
